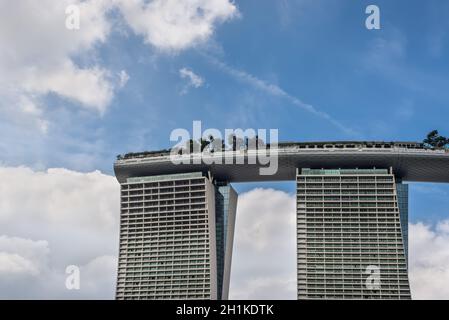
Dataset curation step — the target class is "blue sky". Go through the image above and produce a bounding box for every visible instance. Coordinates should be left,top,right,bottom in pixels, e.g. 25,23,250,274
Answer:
5,0,447,221
0,0,449,299
3,1,449,160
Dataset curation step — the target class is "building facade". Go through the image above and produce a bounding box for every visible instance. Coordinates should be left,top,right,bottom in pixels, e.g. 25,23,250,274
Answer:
215,182,238,299
116,172,237,300
114,141,449,300
296,168,411,299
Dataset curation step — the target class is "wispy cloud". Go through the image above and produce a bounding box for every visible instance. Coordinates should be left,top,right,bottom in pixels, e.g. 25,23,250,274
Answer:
205,55,359,137
179,67,205,94
118,70,130,88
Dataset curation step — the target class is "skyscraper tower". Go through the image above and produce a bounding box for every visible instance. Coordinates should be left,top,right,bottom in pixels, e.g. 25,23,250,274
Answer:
114,141,449,300
115,172,237,299
296,168,411,299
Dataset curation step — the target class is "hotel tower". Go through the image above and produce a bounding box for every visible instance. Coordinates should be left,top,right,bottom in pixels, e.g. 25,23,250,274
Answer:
114,141,449,299
115,172,237,299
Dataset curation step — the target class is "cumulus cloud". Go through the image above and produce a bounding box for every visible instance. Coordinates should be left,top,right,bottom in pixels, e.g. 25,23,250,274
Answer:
0,0,119,133
0,0,236,134
116,0,238,51
231,188,449,300
1,168,446,300
0,169,297,299
0,236,49,276
0,166,120,299
230,188,297,299
409,220,449,299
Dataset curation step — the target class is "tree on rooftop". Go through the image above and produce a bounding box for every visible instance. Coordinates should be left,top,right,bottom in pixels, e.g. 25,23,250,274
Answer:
185,139,201,153
423,130,449,149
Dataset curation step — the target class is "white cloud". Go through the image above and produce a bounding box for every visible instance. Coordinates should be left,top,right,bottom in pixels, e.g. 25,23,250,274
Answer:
232,188,449,300
0,236,49,276
0,167,119,231
77,255,118,298
0,0,238,134
118,70,130,88
16,95,50,134
230,188,297,299
0,166,120,298
180,68,204,88
0,0,118,127
409,220,449,299
0,0,130,139
22,61,115,113
179,67,204,94
116,0,238,51
2,168,447,300
0,253,40,276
